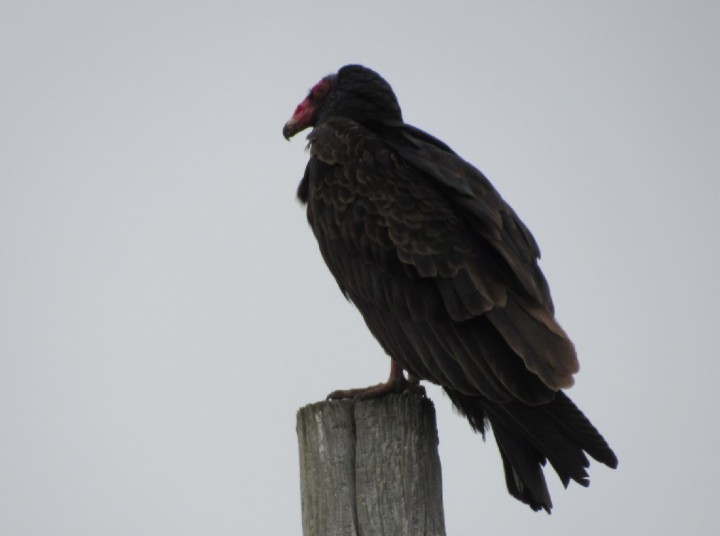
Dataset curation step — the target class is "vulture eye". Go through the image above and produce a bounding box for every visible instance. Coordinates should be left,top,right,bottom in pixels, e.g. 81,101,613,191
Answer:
312,82,329,100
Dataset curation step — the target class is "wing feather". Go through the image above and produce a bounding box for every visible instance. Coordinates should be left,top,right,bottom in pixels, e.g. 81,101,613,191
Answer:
304,117,577,400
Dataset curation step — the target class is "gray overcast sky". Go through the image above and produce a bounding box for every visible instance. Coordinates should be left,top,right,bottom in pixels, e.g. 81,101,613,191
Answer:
1,1,718,534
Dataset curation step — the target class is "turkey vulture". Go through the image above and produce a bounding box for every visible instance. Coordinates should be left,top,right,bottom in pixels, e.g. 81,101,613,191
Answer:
283,64,617,512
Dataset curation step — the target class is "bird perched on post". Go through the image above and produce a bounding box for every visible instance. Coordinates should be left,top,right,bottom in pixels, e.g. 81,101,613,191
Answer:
283,64,617,512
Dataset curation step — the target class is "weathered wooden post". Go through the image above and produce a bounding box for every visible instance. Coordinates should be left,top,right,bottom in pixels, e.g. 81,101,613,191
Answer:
296,394,446,536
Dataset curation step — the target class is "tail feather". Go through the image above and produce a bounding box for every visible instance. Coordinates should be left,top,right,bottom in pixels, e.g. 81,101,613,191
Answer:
541,391,619,469
484,399,590,488
493,423,552,512
445,388,616,512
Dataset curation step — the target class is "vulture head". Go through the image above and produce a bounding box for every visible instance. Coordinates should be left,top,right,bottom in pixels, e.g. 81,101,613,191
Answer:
283,65,404,140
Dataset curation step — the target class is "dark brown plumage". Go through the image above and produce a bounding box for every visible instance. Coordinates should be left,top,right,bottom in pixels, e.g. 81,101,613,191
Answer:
284,64,617,512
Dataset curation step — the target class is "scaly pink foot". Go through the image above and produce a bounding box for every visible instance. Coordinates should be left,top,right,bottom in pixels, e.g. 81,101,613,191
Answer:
327,360,426,400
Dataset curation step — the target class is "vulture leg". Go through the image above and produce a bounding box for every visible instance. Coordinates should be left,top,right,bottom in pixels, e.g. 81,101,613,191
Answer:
327,360,424,400
407,372,427,397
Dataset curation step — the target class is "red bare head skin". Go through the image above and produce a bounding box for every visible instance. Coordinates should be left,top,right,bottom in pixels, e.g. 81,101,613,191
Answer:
283,77,333,140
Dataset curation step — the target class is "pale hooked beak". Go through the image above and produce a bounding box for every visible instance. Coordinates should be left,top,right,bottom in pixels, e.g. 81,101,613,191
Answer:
283,96,314,140
283,118,299,140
